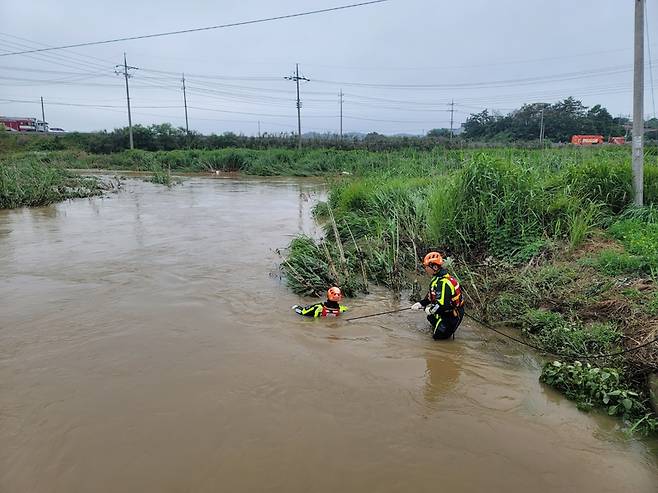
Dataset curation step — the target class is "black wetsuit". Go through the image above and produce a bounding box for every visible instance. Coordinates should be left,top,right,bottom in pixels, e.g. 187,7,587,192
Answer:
294,300,347,318
419,268,465,340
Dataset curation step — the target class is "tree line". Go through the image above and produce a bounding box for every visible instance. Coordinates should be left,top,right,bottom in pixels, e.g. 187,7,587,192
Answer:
2,97,657,154
461,97,657,143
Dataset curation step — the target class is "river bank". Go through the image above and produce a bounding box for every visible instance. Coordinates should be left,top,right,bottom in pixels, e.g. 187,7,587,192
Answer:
280,149,658,435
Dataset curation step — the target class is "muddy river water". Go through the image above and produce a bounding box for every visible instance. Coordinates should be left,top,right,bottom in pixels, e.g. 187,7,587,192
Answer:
1,177,657,493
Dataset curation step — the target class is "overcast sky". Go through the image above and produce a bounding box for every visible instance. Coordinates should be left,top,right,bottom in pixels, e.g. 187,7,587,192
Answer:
1,0,657,135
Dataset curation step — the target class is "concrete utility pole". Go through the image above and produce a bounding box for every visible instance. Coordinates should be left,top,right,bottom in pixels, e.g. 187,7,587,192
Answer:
182,73,189,137
284,63,310,150
449,99,455,141
40,96,47,133
258,120,261,138
646,1,657,119
115,53,137,149
539,108,545,145
632,0,645,206
339,89,343,138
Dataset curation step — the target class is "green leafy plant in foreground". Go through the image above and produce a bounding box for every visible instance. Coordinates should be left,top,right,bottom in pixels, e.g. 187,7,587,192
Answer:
541,361,658,436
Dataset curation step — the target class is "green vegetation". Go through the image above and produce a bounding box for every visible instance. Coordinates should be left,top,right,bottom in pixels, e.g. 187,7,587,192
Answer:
278,145,658,436
462,98,658,143
541,361,657,434
146,162,179,187
0,155,104,209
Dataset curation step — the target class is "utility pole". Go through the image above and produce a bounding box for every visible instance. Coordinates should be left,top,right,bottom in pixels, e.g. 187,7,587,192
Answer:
646,0,656,119
40,96,47,133
182,73,189,137
539,108,545,145
339,89,343,138
258,120,261,138
115,53,137,149
449,99,455,141
284,63,310,150
632,0,645,206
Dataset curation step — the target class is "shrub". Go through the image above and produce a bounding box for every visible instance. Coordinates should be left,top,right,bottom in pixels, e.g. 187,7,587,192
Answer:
541,361,657,436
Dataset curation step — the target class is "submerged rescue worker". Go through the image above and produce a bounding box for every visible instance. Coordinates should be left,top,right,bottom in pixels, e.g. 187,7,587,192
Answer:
293,286,348,318
411,252,465,340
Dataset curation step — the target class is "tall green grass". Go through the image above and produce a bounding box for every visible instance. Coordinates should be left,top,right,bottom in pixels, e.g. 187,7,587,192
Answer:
13,146,650,180
284,146,658,294
0,156,102,208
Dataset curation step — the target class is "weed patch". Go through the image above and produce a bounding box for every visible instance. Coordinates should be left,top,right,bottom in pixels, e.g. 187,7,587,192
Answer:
541,361,658,436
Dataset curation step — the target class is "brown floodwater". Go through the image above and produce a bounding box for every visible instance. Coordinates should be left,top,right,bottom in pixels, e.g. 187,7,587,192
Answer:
1,176,657,493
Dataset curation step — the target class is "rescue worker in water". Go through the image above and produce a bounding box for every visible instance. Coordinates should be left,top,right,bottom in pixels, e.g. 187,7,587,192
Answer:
411,252,465,340
293,286,348,318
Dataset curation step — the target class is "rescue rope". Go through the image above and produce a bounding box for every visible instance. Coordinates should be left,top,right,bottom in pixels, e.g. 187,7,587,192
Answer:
345,305,658,360
344,307,411,321
463,312,658,360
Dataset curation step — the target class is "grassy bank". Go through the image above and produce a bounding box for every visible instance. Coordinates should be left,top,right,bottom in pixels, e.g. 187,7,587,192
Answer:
0,155,105,209
281,148,658,435
5,145,657,178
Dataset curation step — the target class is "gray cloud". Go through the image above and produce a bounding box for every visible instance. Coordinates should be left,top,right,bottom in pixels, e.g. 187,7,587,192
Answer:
1,0,656,135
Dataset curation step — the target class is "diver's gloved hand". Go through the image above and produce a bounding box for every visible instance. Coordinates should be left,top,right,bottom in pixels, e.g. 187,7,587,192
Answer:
410,302,423,310
425,304,439,315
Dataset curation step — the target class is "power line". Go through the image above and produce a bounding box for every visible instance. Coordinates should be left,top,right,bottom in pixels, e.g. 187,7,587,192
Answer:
0,31,115,66
313,60,658,91
0,1,390,57
303,44,658,73
0,98,182,109
0,37,112,74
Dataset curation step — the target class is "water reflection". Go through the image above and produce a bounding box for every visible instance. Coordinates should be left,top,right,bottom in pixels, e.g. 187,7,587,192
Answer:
423,346,463,405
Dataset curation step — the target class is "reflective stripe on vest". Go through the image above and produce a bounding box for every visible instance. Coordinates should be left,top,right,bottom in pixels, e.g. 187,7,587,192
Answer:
430,274,464,308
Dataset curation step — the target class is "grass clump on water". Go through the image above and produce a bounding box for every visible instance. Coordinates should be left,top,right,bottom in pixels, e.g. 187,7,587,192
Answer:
146,162,180,187
0,156,103,209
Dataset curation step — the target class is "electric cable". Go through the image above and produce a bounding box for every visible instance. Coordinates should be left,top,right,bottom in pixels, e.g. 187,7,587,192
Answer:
0,1,390,56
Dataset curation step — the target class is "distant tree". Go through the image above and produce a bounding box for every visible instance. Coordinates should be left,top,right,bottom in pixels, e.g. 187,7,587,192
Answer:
462,110,497,139
427,128,451,138
647,117,658,142
149,123,185,150
462,97,629,143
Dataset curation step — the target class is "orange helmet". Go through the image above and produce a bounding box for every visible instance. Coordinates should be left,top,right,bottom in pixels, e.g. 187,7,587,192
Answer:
327,286,343,302
423,251,443,268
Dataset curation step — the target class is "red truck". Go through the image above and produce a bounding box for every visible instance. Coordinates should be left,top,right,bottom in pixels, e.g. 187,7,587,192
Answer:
0,117,48,132
571,135,604,145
